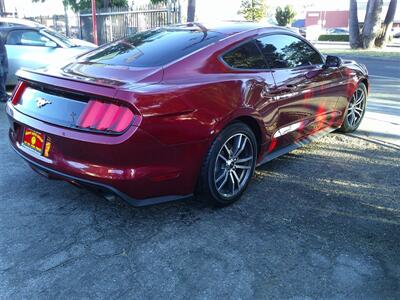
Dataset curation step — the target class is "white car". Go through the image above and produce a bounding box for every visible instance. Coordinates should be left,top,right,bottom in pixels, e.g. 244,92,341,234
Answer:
0,18,97,86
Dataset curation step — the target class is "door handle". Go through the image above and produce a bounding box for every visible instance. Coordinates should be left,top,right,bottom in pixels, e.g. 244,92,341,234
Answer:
319,72,333,78
261,86,270,98
285,84,298,91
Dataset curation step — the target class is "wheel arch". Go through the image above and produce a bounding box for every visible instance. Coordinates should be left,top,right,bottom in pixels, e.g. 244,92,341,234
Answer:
210,111,267,160
359,77,369,94
232,115,263,155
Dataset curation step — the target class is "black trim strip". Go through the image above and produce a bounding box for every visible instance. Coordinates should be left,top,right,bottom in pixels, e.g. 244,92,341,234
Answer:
257,126,337,166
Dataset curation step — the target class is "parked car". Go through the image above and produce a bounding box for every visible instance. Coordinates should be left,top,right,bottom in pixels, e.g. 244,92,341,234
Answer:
326,27,349,35
299,27,306,37
0,17,42,28
0,18,96,86
7,22,369,207
286,27,300,35
393,30,400,39
285,27,306,38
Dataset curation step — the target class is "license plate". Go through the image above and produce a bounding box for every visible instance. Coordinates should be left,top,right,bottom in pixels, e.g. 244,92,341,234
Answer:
23,128,45,154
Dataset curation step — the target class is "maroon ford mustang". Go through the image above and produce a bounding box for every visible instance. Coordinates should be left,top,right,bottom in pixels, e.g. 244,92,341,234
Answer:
7,22,368,207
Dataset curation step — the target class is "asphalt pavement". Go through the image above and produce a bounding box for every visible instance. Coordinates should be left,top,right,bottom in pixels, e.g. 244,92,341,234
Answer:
0,57,399,299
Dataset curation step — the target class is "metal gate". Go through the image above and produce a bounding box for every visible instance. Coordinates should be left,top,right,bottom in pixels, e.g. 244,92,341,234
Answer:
79,2,181,45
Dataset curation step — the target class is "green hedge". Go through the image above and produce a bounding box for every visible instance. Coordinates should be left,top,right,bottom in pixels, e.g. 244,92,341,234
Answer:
318,34,349,42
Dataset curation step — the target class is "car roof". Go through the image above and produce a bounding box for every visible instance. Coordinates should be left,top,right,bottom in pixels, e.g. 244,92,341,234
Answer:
0,25,40,33
0,25,43,42
165,22,288,36
0,17,44,28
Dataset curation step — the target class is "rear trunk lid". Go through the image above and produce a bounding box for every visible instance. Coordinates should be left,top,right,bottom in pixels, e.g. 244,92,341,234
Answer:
13,83,93,131
12,62,160,132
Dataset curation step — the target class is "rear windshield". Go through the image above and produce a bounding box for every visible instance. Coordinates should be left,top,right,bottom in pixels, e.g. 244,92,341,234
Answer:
79,28,225,67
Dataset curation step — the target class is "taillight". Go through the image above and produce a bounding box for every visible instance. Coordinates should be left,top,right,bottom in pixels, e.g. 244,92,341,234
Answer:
11,81,27,105
76,100,135,133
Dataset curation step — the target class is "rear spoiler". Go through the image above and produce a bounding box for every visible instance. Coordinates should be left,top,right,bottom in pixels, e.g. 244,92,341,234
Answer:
16,69,118,100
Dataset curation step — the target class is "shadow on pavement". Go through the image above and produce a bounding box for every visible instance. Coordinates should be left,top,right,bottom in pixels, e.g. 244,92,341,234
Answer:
1,99,399,300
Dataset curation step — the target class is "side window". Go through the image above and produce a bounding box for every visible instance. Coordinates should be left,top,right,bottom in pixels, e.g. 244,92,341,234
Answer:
256,34,323,69
222,41,268,69
6,30,50,46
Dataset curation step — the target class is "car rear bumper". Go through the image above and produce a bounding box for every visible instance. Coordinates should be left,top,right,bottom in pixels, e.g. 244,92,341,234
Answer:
7,102,206,206
11,146,192,206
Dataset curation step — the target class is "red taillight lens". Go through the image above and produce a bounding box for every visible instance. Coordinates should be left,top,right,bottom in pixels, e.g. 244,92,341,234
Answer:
76,100,135,133
11,81,27,105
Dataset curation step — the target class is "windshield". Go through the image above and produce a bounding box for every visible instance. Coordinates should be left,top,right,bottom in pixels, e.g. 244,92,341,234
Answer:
79,28,225,67
42,29,76,47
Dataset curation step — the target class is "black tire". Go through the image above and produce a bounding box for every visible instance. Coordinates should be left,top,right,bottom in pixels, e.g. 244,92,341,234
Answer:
339,82,368,133
197,122,257,207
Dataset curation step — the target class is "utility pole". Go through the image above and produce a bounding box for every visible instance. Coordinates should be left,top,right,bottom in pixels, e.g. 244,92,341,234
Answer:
91,0,98,45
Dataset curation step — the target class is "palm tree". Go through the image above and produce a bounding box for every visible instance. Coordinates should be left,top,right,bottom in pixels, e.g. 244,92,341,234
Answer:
0,0,6,16
151,0,196,22
375,0,398,47
349,0,361,48
349,0,397,48
361,0,383,48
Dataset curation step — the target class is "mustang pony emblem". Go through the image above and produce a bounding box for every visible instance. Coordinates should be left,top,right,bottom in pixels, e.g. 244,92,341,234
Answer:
36,97,52,108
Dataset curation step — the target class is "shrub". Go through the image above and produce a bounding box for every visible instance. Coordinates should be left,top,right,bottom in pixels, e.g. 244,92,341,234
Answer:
318,34,350,42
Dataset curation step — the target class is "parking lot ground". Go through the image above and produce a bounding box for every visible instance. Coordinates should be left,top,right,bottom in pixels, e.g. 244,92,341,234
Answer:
1,57,400,298
323,54,400,148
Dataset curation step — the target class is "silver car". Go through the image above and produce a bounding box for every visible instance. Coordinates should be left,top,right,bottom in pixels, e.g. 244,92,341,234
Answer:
0,19,96,86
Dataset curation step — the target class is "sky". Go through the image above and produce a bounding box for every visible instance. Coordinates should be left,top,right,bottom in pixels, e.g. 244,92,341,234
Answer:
5,0,400,21
4,0,352,19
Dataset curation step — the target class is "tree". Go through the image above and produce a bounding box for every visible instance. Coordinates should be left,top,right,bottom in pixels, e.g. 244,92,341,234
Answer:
151,0,196,22
375,0,397,47
361,0,383,48
0,0,5,16
187,0,196,22
349,0,397,49
275,5,296,27
349,0,361,48
238,0,266,22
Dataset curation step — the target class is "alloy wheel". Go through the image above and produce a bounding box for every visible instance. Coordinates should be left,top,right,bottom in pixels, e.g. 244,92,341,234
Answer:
347,87,366,128
214,133,254,198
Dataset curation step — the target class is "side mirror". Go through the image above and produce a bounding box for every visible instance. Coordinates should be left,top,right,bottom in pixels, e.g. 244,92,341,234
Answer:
45,41,58,48
324,55,342,68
